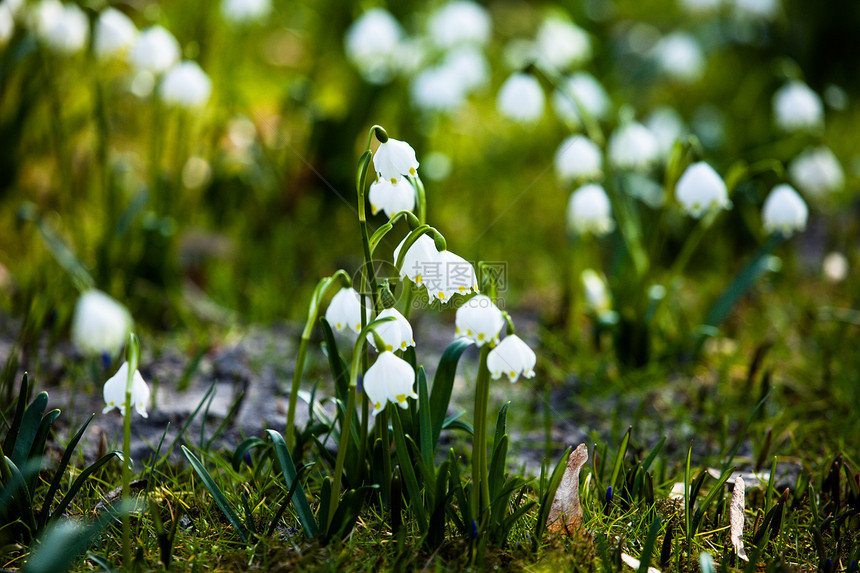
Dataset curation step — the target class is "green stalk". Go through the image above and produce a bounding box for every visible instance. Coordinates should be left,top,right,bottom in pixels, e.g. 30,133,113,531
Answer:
328,384,356,528
471,345,492,516
122,333,140,570
378,408,392,505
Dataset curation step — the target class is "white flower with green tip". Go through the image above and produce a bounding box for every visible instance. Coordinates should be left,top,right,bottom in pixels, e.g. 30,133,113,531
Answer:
103,362,150,418
325,287,365,334
675,161,730,218
367,308,415,352
364,351,417,415
431,250,479,303
762,184,808,236
130,25,180,74
487,334,536,382
369,178,415,218
373,138,419,185
94,8,137,60
394,234,440,288
455,295,504,347
567,183,614,236
71,290,133,357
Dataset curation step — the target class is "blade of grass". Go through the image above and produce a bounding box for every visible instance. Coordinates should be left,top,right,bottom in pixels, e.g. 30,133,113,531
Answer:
181,445,249,543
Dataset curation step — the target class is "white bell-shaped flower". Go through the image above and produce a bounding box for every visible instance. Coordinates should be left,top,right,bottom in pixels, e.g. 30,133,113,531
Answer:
732,0,780,20
455,295,504,347
645,106,686,159
103,362,150,418
394,234,440,287
567,183,614,236
822,252,848,284
344,8,403,84
534,17,592,71
94,8,137,60
497,73,545,124
367,307,415,352
71,290,133,357
369,177,416,218
554,135,603,183
773,81,823,133
675,161,730,218
442,46,490,93
762,184,808,236
431,250,479,303
551,72,610,126
130,25,180,74
325,287,366,334
487,334,536,383
373,137,419,185
159,61,212,108
0,6,13,46
581,269,612,314
428,0,491,49
654,32,705,83
363,351,417,415
221,0,271,25
788,146,844,198
410,66,468,113
33,0,88,55
608,122,659,171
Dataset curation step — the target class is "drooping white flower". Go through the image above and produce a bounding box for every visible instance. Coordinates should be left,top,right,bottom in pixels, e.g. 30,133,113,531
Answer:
94,8,137,60
822,252,848,284
71,290,133,357
455,294,505,346
369,178,416,218
325,287,366,334
645,106,687,159
427,0,491,49
654,32,705,83
367,308,415,352
608,122,659,171
497,73,545,124
431,250,479,303
410,66,468,113
363,351,417,415
762,184,807,236
442,46,490,93
103,361,150,418
159,61,212,108
344,8,403,84
675,161,730,218
567,183,614,236
581,269,611,313
130,25,180,74
554,135,603,183
487,334,536,382
221,0,271,25
788,146,844,198
552,72,611,126
394,234,439,287
534,17,592,71
731,0,780,20
32,0,88,54
773,81,823,133
373,137,419,185
0,2,16,45
678,0,721,15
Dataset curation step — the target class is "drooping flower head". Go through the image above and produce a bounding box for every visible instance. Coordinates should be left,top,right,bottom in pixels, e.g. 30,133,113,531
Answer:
653,32,705,83
71,290,133,357
554,135,603,183
94,8,138,60
567,183,614,236
455,295,504,347
32,0,88,54
645,106,687,159
130,25,180,74
159,61,212,108
221,0,272,25
431,250,479,303
675,161,730,218
762,184,808,237
487,334,536,382
773,81,823,133
394,234,440,288
534,17,592,71
344,8,404,84
325,287,366,334
363,351,417,415
367,308,415,352
608,122,659,171
497,73,545,124
581,269,611,314
373,137,419,185
427,0,491,49
103,361,150,418
789,146,844,198
369,177,416,218
551,72,610,126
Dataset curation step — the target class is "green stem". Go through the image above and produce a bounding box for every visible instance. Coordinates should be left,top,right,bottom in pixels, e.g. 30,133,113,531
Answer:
284,334,310,450
471,344,492,516
669,208,720,278
121,334,140,570
378,407,392,506
328,384,356,528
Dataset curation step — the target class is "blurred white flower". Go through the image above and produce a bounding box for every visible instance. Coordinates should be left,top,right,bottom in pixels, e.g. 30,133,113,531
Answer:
654,32,705,82
442,46,490,93
32,0,88,54
788,146,844,198
497,73,545,124
645,106,687,159
732,0,780,20
71,289,133,357
373,137,419,184
428,0,491,49
159,61,212,108
487,334,536,382
554,135,603,183
567,183,614,236
94,8,137,60
221,0,271,25
344,8,403,84
369,177,416,218
394,234,439,288
367,307,415,352
534,17,592,71
608,122,659,171
0,2,17,45
773,81,823,133
130,25,180,74
552,72,611,125
675,161,730,218
455,294,504,346
364,351,417,415
678,0,722,14
103,362,150,418
762,184,807,236
325,287,365,334
822,252,848,284
581,269,612,313
410,66,468,113
431,250,479,302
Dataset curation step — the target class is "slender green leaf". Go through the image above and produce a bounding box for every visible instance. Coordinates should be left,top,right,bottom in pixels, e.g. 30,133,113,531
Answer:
181,446,249,543
488,435,509,504
638,516,662,573
685,440,693,541
38,413,95,530
161,382,217,464
265,430,318,537
609,426,632,492
417,367,433,470
691,466,735,536
430,339,473,448
52,452,123,522
319,318,350,405
12,391,48,467
231,437,267,471
2,373,29,454
391,408,427,532
642,435,666,473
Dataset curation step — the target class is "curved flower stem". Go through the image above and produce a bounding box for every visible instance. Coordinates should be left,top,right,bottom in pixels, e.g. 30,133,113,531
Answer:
471,344,492,517
328,384,356,529
121,333,140,570
407,176,427,225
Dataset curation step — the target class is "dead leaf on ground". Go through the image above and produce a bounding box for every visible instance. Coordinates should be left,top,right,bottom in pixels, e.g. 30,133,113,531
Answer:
546,443,588,535
730,476,748,562
621,552,661,573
